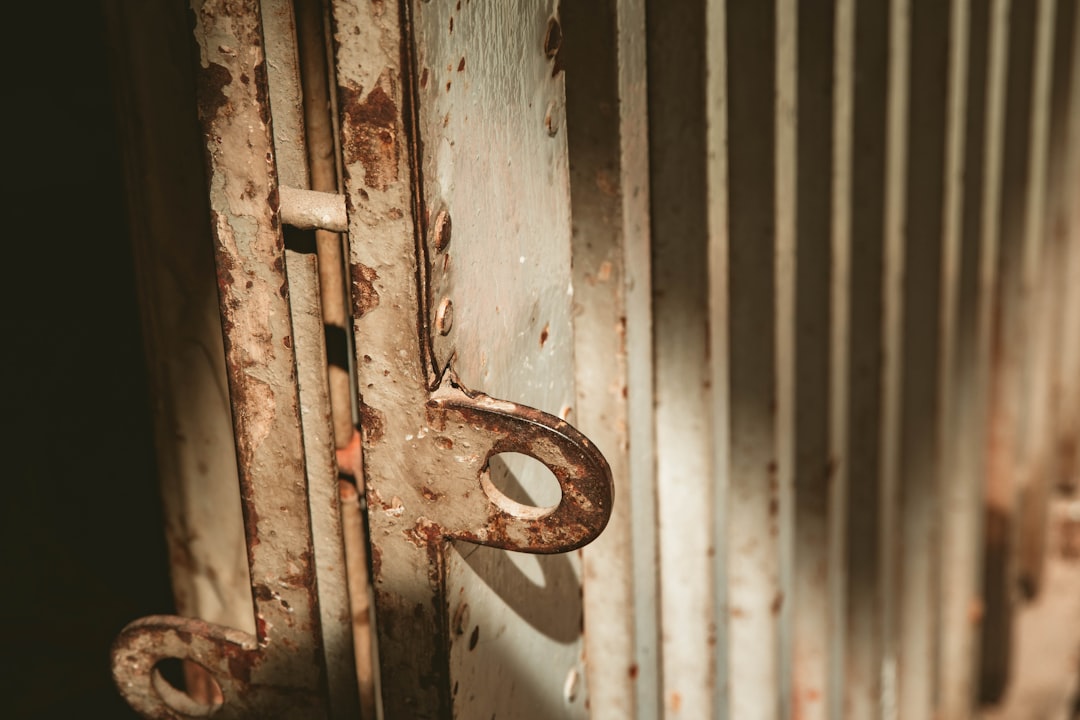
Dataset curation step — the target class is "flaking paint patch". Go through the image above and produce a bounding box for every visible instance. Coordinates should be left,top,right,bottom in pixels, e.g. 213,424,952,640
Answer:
339,75,400,190
350,262,381,317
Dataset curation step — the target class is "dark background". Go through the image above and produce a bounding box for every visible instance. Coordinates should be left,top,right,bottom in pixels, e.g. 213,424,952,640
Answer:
2,2,175,716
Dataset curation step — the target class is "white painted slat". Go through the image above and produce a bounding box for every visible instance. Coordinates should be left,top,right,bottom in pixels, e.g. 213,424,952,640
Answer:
649,0,715,716
706,1,731,718
616,0,662,716
725,2,784,717
561,1,654,716
405,2,586,717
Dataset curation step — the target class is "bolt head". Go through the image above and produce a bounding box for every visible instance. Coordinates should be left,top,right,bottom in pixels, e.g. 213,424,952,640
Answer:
436,298,454,336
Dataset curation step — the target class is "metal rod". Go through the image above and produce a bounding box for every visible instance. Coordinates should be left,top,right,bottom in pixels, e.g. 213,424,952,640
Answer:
296,0,355,450
279,186,349,232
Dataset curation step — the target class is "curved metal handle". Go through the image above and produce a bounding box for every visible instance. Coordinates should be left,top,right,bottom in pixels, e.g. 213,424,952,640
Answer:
113,614,331,719
425,384,613,553
112,617,254,720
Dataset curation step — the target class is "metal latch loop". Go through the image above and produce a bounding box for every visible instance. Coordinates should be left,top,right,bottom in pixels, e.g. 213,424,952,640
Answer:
424,383,613,554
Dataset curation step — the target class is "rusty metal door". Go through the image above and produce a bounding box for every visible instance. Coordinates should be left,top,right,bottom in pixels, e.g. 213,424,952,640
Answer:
104,0,1080,718
106,0,649,718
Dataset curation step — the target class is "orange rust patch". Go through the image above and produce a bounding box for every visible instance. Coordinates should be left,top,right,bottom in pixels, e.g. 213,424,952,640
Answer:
340,78,400,190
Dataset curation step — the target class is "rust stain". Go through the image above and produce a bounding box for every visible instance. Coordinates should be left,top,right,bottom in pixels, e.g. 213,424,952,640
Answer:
196,62,232,122
669,692,682,712
468,625,479,650
771,591,784,616
359,403,386,444
350,262,381,317
457,56,465,72
540,323,550,348
420,67,429,88
339,78,400,190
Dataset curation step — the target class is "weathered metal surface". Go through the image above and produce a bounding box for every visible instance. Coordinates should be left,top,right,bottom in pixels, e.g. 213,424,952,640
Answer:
287,248,361,720
647,0,719,716
561,0,657,717
893,2,952,718
1056,0,1080,496
982,0,1038,700
726,2,785,718
936,0,992,717
329,1,613,718
1014,0,1062,601
787,2,840,718
112,1,330,717
293,0,356,451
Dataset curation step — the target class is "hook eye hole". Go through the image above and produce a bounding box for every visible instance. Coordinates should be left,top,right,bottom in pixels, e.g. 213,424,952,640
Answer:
151,658,224,717
480,452,562,519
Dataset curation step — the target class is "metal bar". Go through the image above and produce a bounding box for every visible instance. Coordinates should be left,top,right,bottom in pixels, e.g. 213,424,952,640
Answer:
972,0,1012,702
278,187,349,232
726,1,783,717
112,1,331,716
648,0,715,715
828,0,854,715
840,1,890,716
981,0,1037,699
894,1,952,717
1056,2,1080,494
286,249,361,719
1014,0,1061,600
560,1,639,717
295,0,356,450
329,2,613,718
878,0,912,715
617,0,662,715
789,1,837,718
259,5,360,716
775,1,798,716
338,478,379,719
1043,0,1079,497
937,0,993,715
706,1,731,717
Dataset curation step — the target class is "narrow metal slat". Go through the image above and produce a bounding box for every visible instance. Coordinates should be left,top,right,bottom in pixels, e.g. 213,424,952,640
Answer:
1055,2,1080,494
1015,0,1063,599
648,0,716,715
937,0,995,715
707,0,732,716
726,1,784,717
259,4,360,717
839,0,891,715
788,2,838,718
894,0,952,717
827,0,854,715
1044,0,1079,497
981,0,1039,698
617,0,663,715
561,1,639,716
